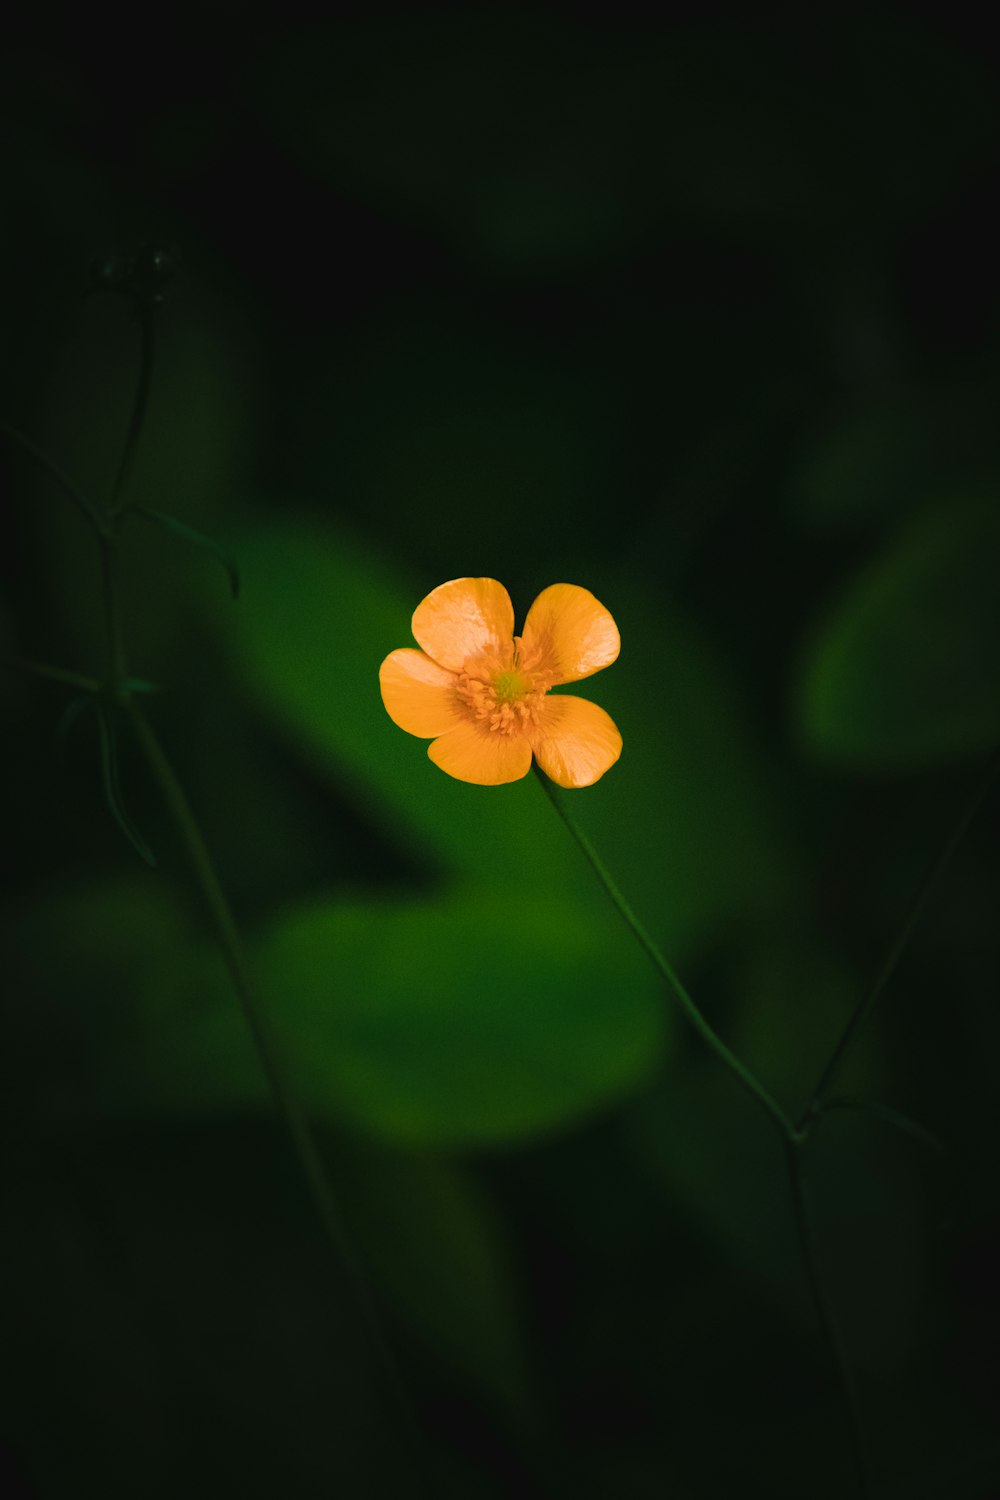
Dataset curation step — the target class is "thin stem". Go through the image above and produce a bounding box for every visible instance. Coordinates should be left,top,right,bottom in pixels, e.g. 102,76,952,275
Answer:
124,702,349,1255
99,535,128,685
802,744,1000,1125
17,283,429,1486
1,656,102,695
533,766,795,1140
109,300,153,516
0,418,106,534
537,768,871,1494
125,702,427,1472
819,1097,948,1160
785,1138,873,1498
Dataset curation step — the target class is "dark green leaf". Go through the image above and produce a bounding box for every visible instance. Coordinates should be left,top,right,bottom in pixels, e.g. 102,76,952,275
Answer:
126,889,667,1148
796,499,1000,767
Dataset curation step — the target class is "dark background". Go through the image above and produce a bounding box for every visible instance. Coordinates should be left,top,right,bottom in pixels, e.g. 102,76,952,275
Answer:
2,4,999,1497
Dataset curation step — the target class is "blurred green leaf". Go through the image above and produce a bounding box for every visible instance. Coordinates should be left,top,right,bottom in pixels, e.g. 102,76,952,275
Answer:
12,876,665,1147
261,890,664,1144
796,499,1000,766
333,1144,531,1416
138,890,666,1148
790,399,934,528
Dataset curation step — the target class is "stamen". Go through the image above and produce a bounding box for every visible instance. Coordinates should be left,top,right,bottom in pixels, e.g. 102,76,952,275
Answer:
453,640,555,736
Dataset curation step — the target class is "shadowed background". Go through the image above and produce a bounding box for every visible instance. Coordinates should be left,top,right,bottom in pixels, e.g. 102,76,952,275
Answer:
2,4,999,1497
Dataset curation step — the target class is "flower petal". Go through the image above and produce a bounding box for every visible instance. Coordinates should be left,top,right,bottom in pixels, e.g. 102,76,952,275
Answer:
428,722,533,785
412,578,515,672
379,649,462,738
532,695,622,788
521,583,620,684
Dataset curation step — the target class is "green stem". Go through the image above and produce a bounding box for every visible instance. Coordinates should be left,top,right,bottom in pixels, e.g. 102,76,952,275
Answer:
16,284,428,1482
99,535,128,685
532,767,795,1140
802,744,1000,1125
109,300,153,516
1,656,102,695
124,702,352,1261
536,767,874,1496
0,418,106,534
125,702,427,1470
819,1097,948,1160
785,1138,872,1498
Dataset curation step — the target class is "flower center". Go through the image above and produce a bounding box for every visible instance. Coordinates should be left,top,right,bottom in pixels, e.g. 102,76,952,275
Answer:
453,638,554,736
493,669,529,703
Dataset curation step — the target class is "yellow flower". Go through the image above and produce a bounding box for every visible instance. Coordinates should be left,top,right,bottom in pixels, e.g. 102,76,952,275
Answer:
379,578,622,787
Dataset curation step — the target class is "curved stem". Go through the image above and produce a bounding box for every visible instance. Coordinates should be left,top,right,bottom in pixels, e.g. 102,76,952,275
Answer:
0,418,106,534
125,702,426,1464
533,767,795,1140
802,744,1000,1126
124,702,351,1256
785,1137,872,1498
109,300,153,516
536,768,872,1493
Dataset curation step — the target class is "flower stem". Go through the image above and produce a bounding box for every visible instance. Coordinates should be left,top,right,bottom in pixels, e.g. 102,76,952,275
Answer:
124,701,352,1261
535,767,876,1497
126,702,428,1468
99,535,128,685
801,743,1000,1125
0,657,103,695
0,417,106,534
91,302,428,1475
109,299,153,516
532,767,795,1140
785,1137,872,1498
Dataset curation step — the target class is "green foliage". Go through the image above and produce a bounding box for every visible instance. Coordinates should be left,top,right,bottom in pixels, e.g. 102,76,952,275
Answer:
9,875,664,1148
790,398,935,528
797,499,1000,767
198,515,796,960
256,891,665,1145
5,8,1000,1491
123,889,665,1148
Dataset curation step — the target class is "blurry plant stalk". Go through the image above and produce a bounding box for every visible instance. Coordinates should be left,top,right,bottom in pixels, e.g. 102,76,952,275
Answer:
536,741,999,1500
2,272,427,1452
